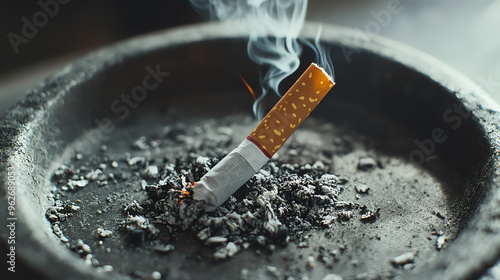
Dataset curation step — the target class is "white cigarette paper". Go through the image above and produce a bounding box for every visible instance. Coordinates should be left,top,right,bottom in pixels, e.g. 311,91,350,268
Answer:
193,139,269,211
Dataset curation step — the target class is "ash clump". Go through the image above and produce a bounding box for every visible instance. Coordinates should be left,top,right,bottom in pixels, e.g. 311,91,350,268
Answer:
122,156,359,260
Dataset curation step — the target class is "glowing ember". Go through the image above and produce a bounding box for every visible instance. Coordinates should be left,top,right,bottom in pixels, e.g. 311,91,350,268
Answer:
239,74,256,101
178,182,195,204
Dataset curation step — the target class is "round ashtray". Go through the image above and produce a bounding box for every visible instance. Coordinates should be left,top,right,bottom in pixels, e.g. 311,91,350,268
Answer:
1,22,499,280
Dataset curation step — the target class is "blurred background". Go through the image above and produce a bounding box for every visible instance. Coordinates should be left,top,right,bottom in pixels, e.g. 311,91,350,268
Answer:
0,0,499,279
1,0,499,116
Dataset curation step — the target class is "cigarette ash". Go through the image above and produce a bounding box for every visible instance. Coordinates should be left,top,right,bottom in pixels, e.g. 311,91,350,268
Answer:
46,200,81,243
119,156,375,260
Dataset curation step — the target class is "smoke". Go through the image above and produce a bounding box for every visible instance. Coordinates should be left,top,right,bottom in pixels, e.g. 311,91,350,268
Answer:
190,0,333,120
301,25,334,84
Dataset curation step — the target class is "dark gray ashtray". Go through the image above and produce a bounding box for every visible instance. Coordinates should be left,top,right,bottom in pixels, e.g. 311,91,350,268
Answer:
1,23,499,280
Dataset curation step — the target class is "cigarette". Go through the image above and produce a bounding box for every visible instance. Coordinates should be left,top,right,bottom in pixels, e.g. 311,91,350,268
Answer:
193,62,335,211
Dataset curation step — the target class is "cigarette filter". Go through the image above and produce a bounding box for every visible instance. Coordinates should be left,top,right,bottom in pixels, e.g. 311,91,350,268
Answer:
193,63,335,211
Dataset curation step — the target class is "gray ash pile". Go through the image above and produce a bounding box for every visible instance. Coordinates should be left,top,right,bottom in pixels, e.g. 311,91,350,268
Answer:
121,156,371,260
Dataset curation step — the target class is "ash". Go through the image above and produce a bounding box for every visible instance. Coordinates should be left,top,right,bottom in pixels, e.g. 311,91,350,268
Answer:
123,156,366,260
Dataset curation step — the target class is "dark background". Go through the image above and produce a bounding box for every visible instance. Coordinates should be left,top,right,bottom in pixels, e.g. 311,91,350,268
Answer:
0,0,201,76
1,0,500,115
1,0,499,279
0,0,204,115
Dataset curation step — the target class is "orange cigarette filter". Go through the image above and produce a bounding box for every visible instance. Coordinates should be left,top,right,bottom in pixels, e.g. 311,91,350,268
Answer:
247,62,335,158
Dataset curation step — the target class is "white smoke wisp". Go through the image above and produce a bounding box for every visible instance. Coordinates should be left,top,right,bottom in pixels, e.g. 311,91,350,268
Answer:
190,0,332,120
301,25,335,83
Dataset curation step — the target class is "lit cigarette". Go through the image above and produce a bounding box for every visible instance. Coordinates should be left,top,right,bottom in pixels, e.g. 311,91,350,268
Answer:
193,63,335,211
